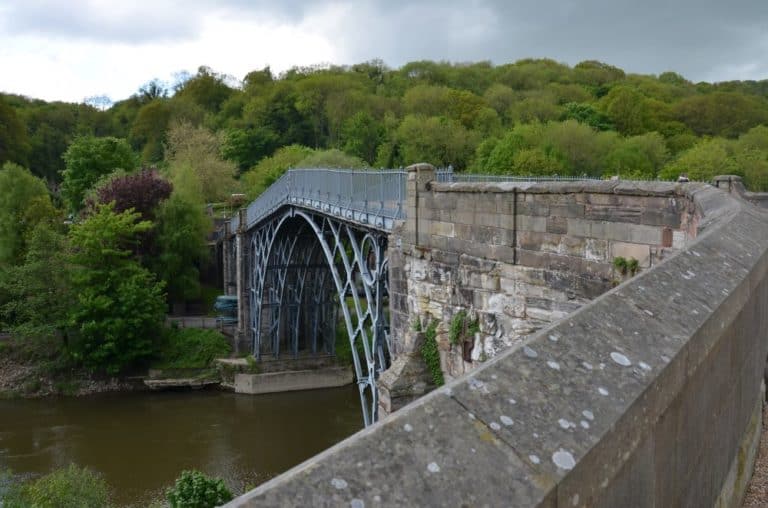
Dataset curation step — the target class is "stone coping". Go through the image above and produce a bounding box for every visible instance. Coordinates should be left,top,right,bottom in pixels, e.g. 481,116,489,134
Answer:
226,183,768,507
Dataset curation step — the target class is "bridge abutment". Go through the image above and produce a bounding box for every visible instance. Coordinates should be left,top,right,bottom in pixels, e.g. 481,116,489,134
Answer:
234,208,251,355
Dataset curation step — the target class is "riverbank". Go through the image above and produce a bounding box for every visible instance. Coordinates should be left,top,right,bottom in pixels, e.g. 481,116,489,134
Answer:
0,344,145,399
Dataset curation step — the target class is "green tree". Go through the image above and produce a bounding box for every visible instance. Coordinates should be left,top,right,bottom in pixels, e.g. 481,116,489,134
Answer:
561,102,613,131
0,162,57,265
659,138,739,182
395,115,478,169
600,86,651,135
152,191,210,302
341,112,385,164
674,92,768,138
174,66,234,113
0,223,70,344
61,136,137,212
241,144,313,199
220,126,279,173
296,148,367,169
67,203,166,374
0,95,30,167
165,121,238,203
129,99,171,163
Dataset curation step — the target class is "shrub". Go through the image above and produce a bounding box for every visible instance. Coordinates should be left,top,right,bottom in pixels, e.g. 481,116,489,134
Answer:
153,328,231,369
166,470,233,508
2,464,109,508
612,256,628,275
420,320,444,386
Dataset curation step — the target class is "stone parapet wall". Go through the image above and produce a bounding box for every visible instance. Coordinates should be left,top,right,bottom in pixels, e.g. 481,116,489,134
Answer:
226,172,768,508
387,167,702,393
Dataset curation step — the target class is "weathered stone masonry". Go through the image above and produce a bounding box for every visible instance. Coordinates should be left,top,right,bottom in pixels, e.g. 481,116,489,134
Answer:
227,167,768,508
381,164,699,416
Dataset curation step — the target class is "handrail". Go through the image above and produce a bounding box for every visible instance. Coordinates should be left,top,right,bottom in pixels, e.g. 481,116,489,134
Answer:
229,168,408,233
227,167,667,234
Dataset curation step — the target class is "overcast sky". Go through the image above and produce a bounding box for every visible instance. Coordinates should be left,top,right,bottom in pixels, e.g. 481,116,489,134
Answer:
1,0,767,103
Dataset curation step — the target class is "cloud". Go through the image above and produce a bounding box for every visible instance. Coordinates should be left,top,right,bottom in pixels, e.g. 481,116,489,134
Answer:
0,0,766,102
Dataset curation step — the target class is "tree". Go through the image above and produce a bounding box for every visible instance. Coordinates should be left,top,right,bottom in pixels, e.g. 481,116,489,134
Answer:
165,121,238,203
152,192,210,302
296,149,367,169
395,115,478,170
67,204,166,374
0,223,70,344
220,126,279,173
561,102,613,131
0,96,30,166
88,169,172,220
174,66,234,113
542,120,604,175
674,92,768,138
659,138,739,182
241,144,313,199
61,136,137,212
129,100,171,163
600,86,652,135
0,162,57,265
341,112,385,164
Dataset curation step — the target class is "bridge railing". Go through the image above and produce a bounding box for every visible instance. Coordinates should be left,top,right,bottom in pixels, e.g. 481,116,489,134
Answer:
229,167,677,233
230,168,408,232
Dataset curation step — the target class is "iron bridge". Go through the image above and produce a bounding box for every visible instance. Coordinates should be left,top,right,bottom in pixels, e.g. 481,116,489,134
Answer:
226,169,409,426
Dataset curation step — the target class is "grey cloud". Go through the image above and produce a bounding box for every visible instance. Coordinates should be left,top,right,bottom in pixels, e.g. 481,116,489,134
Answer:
321,0,768,82
2,0,766,81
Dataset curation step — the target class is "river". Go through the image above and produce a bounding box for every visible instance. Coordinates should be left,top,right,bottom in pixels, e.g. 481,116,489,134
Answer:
0,387,363,506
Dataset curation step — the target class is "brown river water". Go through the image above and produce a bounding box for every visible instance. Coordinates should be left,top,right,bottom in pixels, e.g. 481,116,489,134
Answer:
0,387,362,506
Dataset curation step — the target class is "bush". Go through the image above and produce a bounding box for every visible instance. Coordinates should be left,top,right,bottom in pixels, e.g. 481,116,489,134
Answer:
166,470,233,508
153,328,231,369
2,464,109,508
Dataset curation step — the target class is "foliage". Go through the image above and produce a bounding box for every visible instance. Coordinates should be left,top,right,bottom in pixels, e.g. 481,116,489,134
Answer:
61,135,137,212
296,148,367,169
420,320,443,387
241,144,313,199
1,464,109,508
0,95,30,167
153,328,231,369
165,121,238,203
0,223,70,342
5,58,768,195
449,311,467,345
613,256,628,275
166,469,233,508
448,310,479,347
0,162,57,265
67,204,166,374
88,168,172,220
151,191,210,302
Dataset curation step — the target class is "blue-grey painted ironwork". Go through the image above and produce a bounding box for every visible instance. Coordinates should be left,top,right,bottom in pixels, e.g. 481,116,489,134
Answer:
226,167,613,425
231,168,408,233
234,195,391,425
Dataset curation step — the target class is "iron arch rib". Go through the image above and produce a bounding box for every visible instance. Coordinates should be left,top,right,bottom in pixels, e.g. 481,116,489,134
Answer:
246,206,391,426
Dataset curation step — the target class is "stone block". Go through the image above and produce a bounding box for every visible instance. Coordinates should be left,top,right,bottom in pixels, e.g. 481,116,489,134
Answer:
547,216,568,234
476,212,501,228
518,215,548,233
549,203,585,218
234,367,353,394
430,220,455,238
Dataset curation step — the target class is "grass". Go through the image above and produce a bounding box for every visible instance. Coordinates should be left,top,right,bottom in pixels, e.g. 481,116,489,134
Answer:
152,328,232,370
